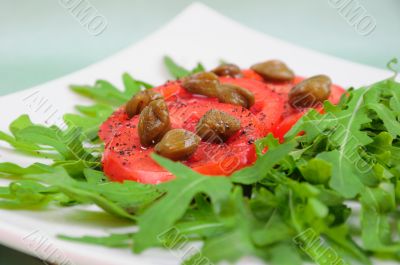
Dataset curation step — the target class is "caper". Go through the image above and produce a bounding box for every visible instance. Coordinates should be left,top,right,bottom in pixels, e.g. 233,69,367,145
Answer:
138,99,171,147
196,109,241,143
217,84,255,109
251,60,294,82
126,90,163,118
211,63,242,78
182,72,220,97
288,75,332,108
155,129,201,161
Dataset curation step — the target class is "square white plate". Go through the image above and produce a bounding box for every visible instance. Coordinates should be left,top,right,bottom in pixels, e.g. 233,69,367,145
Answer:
0,3,395,265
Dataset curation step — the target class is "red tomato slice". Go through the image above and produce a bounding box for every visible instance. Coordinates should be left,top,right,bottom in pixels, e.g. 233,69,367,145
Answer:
100,70,346,184
102,98,263,184
99,108,128,144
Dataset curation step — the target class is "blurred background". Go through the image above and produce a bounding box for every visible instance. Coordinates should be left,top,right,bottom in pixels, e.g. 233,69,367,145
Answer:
1,0,400,96
0,0,399,263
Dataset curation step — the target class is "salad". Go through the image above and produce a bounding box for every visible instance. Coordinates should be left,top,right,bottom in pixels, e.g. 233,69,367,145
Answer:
0,57,399,265
100,59,344,184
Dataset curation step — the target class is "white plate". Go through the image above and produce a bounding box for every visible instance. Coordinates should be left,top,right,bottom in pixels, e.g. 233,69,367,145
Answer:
0,3,396,265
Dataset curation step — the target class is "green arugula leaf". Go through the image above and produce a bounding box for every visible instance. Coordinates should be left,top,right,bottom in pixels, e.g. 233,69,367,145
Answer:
25,167,136,220
163,56,191,78
231,134,296,184
0,162,50,177
81,169,163,211
317,150,364,198
9,114,35,135
163,56,206,79
324,225,371,265
58,233,133,248
122,73,143,96
360,183,400,253
191,62,206,74
269,244,303,265
71,80,129,106
63,112,108,141
298,158,331,184
184,187,257,264
133,154,233,253
71,75,152,107
251,213,293,247
75,103,114,118
0,179,72,209
0,115,60,158
287,88,374,198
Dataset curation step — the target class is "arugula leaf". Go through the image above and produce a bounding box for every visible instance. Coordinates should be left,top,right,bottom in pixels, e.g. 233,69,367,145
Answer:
287,88,374,198
317,150,364,198
9,114,35,135
269,244,303,265
0,131,43,155
360,183,400,253
34,171,135,219
251,212,293,247
63,112,109,141
184,187,257,264
163,56,191,78
298,158,331,184
81,169,163,211
71,80,129,106
0,115,59,158
0,179,72,209
71,74,152,107
191,63,206,74
0,162,50,177
133,154,232,252
324,226,371,265
163,56,205,79
75,103,114,118
58,233,133,248
231,134,296,184
122,73,143,96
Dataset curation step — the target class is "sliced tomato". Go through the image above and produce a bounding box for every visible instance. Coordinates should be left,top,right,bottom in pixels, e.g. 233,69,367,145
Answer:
99,108,128,144
102,98,263,184
100,70,346,184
